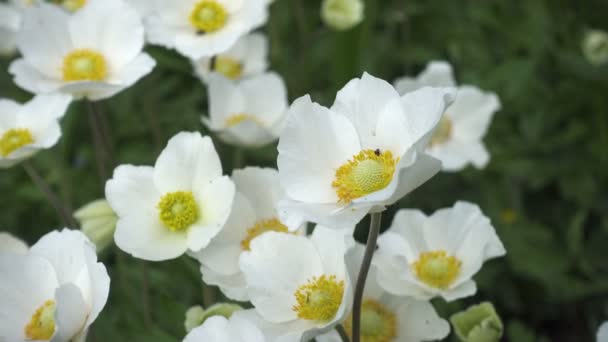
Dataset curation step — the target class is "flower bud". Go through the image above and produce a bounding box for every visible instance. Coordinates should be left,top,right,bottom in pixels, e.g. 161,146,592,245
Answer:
450,302,503,342
321,0,364,31
74,199,117,252
582,29,608,66
184,303,243,332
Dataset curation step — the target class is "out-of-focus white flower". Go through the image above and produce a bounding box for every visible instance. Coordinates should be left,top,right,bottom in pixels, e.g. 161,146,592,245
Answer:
183,312,266,342
0,229,110,342
184,303,243,332
395,61,500,172
145,0,268,59
321,0,364,31
0,1,40,55
192,167,303,301
193,33,268,82
239,227,354,341
374,201,506,302
277,72,454,230
106,132,235,261
0,232,28,254
9,0,155,101
74,199,117,252
0,94,72,169
203,72,288,148
583,29,608,66
598,322,608,342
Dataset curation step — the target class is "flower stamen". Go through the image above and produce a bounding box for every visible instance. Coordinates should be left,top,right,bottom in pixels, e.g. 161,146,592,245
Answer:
62,49,108,82
157,191,199,231
293,274,344,321
214,56,244,79
53,0,87,12
189,0,228,33
240,218,290,251
430,116,453,146
24,300,56,340
0,128,34,157
225,113,261,128
343,299,397,342
412,250,461,289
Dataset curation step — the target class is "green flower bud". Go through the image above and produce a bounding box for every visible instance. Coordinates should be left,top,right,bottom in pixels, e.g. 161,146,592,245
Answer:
321,0,364,31
582,29,608,66
450,302,503,342
184,303,243,332
74,199,117,252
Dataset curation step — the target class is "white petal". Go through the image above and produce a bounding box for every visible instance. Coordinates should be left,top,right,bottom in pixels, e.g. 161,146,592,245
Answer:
200,266,249,301
597,322,608,342
104,53,156,93
240,72,288,126
9,59,64,94
183,316,232,342
310,226,354,278
384,152,441,205
105,165,159,218
81,243,110,327
449,86,500,141
241,32,269,76
0,98,20,131
428,140,490,172
52,284,87,342
278,199,367,231
206,73,246,128
232,167,282,219
394,61,456,95
441,280,477,301
233,309,312,342
395,299,450,341
18,94,72,148
0,232,28,254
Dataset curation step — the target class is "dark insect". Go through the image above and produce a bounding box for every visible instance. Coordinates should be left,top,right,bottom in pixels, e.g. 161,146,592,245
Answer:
374,149,381,156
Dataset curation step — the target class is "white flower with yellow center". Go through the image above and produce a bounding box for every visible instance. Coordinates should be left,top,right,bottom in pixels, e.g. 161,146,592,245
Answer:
374,201,506,301
145,0,268,59
0,229,110,342
193,33,268,82
106,132,235,261
203,72,288,148
395,61,501,172
239,227,354,341
183,311,266,342
277,72,454,230
9,0,156,101
192,167,304,301
0,94,72,169
0,232,28,254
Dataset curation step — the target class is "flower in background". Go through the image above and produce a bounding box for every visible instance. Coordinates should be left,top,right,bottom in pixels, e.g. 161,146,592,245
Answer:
74,199,118,252
106,132,235,261
203,72,288,148
193,33,269,82
145,0,268,59
321,0,364,31
0,229,110,342
0,94,72,169
239,227,354,341
450,302,503,342
277,72,454,230
184,312,266,342
9,0,155,101
395,61,501,172
0,232,28,254
192,167,304,301
0,0,40,55
583,29,608,66
598,322,608,342
374,201,506,302
184,303,243,332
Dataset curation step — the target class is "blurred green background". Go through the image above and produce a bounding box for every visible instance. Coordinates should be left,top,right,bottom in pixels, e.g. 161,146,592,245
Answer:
2,0,608,341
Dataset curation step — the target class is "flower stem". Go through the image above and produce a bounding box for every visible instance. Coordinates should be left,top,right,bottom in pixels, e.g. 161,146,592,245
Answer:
336,323,351,342
86,100,111,183
232,147,244,170
351,212,382,342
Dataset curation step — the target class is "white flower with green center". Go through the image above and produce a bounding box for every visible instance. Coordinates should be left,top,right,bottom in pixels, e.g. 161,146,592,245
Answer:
239,227,354,342
145,0,268,59
0,94,72,169
9,0,155,101
203,72,288,148
106,132,235,261
0,229,110,342
374,201,506,302
183,312,266,342
193,33,268,82
191,167,304,301
277,72,454,230
0,232,28,254
394,61,501,172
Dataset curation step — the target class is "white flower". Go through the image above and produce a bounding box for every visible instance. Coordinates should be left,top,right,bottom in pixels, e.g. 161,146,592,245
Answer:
583,29,608,66
192,167,303,301
395,61,501,172
598,321,608,342
0,94,72,168
318,244,450,342
239,226,354,342
0,232,28,254
374,201,506,302
0,2,21,55
74,199,118,252
9,0,156,101
0,229,110,342
193,33,269,82
277,72,454,230
183,312,266,342
106,132,235,261
203,72,288,147
321,0,364,31
145,0,268,59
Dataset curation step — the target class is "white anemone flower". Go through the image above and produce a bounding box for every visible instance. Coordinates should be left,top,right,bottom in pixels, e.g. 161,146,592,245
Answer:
203,72,288,148
193,32,269,82
0,94,72,169
0,229,110,342
192,167,304,301
106,132,235,261
277,72,454,230
598,322,608,342
394,61,501,172
145,0,268,59
0,1,22,55
0,232,28,254
183,311,266,342
374,201,506,302
9,0,156,101
239,226,354,342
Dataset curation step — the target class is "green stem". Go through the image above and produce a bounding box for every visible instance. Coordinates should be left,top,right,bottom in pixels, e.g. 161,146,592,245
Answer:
86,101,110,182
232,147,245,170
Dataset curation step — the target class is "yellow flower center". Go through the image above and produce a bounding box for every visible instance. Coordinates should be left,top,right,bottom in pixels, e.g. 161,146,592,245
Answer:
332,149,398,203
157,191,199,232
214,56,244,79
343,299,397,342
412,250,462,289
0,128,34,157
430,116,453,146
293,274,344,321
24,300,56,340
240,218,290,251
189,0,228,33
225,113,261,128
62,49,108,82
53,0,87,11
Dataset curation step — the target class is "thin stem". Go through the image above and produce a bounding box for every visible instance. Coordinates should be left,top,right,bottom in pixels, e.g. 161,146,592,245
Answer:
351,212,382,342
86,101,109,182
232,147,244,170
336,323,351,342
141,262,152,328
202,284,217,308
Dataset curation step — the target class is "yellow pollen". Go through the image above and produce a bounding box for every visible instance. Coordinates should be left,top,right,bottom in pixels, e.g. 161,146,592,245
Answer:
240,218,290,251
62,49,108,82
53,0,87,11
0,128,34,157
189,0,228,33
24,300,56,340
225,113,261,128
430,116,453,146
343,299,397,342
292,275,344,322
412,250,462,289
157,191,199,231
214,56,244,79
332,149,398,203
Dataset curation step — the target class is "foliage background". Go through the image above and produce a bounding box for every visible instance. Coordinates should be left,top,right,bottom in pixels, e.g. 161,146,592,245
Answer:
1,0,608,341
